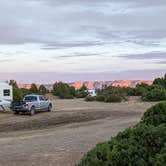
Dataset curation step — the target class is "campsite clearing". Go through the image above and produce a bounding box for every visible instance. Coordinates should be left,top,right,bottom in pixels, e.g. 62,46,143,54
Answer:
0,99,156,166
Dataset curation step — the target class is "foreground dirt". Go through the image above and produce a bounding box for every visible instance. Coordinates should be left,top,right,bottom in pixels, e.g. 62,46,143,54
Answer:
0,99,156,166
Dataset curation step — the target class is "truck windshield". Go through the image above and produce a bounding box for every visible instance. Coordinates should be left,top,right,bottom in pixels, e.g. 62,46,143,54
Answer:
24,96,37,102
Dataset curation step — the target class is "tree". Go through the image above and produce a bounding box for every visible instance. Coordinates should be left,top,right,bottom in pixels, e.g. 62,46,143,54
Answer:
30,83,38,94
142,88,166,101
153,74,166,89
76,85,88,98
52,82,75,99
9,80,23,102
20,88,30,97
79,85,88,91
39,85,47,95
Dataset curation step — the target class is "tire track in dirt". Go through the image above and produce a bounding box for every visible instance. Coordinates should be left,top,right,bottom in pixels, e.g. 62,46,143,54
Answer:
0,110,141,133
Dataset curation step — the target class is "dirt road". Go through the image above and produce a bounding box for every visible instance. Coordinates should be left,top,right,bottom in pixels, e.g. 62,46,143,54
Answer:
0,99,155,166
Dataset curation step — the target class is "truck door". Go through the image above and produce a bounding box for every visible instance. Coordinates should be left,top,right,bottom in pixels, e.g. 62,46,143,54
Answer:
39,96,46,111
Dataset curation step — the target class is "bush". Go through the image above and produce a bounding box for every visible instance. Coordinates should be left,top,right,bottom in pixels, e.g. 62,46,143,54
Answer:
78,102,166,166
141,102,166,126
79,124,166,166
153,74,166,89
59,94,74,99
105,94,122,103
154,145,166,166
76,85,88,98
135,86,148,96
142,88,166,101
85,96,96,102
96,95,105,102
76,91,88,98
53,82,76,99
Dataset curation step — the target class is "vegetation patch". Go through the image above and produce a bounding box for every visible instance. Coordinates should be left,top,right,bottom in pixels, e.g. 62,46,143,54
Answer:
85,96,96,102
104,94,122,103
78,102,166,166
96,95,105,102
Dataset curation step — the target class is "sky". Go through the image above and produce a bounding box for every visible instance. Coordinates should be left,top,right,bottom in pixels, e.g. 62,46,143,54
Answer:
0,0,166,83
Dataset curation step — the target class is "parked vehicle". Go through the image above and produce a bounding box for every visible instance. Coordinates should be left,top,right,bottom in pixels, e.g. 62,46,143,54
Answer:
12,95,52,115
88,89,97,97
0,82,13,111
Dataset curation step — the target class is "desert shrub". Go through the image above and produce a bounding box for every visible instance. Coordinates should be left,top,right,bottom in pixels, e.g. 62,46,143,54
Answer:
96,95,105,102
154,144,166,166
79,124,166,166
105,94,122,103
153,74,166,89
142,88,166,102
141,102,166,126
78,102,166,166
85,96,96,102
76,91,88,98
135,85,149,96
53,82,76,99
59,94,74,99
76,85,88,98
125,87,137,96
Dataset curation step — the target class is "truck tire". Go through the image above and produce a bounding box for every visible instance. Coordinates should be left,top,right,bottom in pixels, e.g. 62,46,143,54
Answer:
30,107,35,116
14,111,19,115
48,104,52,112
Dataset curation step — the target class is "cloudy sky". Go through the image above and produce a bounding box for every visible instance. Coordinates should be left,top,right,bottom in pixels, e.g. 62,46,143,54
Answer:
0,0,166,83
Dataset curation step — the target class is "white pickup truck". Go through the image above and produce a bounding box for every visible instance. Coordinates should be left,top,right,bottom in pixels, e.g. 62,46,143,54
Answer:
12,95,52,115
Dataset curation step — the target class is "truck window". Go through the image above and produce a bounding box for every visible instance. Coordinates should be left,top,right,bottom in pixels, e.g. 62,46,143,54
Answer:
3,89,10,96
24,96,37,102
39,96,45,101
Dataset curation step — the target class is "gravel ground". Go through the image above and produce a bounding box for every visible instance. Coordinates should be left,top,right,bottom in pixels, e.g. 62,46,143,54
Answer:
0,99,156,166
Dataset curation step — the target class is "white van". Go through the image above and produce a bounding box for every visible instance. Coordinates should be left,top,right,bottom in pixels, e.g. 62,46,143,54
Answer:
0,82,13,111
88,89,97,97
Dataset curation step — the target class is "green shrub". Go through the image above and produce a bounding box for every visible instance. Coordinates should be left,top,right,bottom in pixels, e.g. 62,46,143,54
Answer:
76,91,88,98
59,94,74,99
105,94,122,103
79,124,166,166
85,96,96,102
142,88,166,102
141,102,166,126
53,82,76,99
154,144,166,166
78,102,166,166
96,95,105,102
153,74,166,89
75,85,88,98
135,87,148,96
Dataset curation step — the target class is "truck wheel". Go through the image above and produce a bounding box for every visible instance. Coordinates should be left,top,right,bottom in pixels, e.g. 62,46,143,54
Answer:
14,111,19,115
48,104,52,112
30,107,35,116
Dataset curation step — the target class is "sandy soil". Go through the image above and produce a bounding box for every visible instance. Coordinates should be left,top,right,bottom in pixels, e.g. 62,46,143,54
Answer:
0,99,156,166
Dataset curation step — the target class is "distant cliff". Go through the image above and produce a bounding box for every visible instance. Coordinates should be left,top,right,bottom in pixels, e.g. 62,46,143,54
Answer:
18,80,153,90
